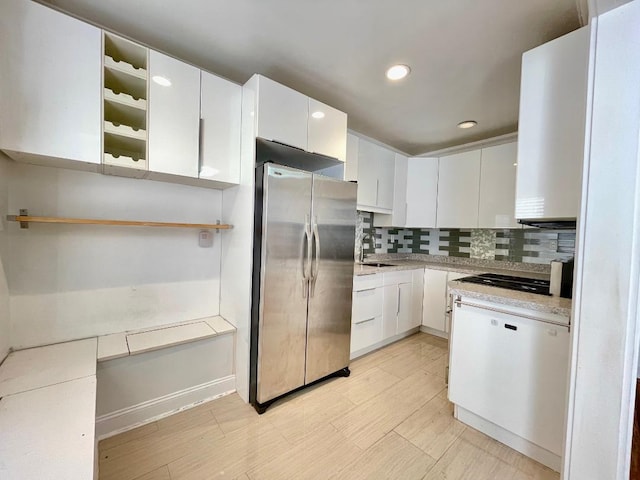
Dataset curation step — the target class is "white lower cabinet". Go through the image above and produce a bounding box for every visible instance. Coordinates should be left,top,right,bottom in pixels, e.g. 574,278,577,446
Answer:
422,269,471,335
351,268,423,358
448,300,570,468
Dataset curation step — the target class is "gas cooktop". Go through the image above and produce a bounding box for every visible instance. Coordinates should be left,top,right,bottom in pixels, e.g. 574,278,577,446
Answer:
458,273,551,296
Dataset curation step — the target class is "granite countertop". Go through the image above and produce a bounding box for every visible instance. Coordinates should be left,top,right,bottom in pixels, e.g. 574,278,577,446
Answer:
353,253,571,317
447,280,572,318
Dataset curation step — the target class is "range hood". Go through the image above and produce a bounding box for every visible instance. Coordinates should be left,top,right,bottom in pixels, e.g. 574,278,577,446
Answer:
518,219,577,229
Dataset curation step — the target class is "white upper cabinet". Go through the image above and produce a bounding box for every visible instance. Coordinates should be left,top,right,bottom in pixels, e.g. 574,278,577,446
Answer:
357,138,395,213
406,157,439,228
148,50,201,178
516,26,590,221
0,0,101,168
437,150,481,228
199,71,242,185
344,133,359,182
308,99,347,161
478,142,519,228
256,76,308,150
374,153,408,227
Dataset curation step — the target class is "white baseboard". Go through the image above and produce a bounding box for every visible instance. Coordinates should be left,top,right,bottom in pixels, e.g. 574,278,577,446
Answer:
350,327,420,360
96,375,236,440
454,406,561,472
420,325,449,339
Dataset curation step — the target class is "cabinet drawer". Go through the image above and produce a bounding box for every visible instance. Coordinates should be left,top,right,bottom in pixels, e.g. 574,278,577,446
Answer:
352,287,383,322
350,315,383,353
383,270,412,286
353,273,382,291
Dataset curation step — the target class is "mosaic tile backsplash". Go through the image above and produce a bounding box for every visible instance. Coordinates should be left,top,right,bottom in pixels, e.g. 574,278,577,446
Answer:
355,211,576,265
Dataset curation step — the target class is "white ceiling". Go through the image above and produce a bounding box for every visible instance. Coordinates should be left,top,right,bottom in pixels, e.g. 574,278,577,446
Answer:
43,0,582,155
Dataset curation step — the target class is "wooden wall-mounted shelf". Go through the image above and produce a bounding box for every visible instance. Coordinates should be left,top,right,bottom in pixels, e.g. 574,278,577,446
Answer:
6,210,231,230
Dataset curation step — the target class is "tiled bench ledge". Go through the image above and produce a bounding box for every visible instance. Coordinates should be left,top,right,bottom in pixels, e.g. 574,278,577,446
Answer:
0,338,97,480
97,315,236,362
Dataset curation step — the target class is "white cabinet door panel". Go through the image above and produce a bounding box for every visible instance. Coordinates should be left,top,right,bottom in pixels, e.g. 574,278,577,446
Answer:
0,0,101,164
356,139,381,208
396,282,414,334
352,287,383,323
344,133,359,182
200,71,241,184
422,269,448,331
410,269,425,329
376,149,396,211
449,303,570,455
374,153,408,227
479,142,519,228
256,76,308,150
307,98,347,161
148,50,200,178
437,150,481,228
382,284,399,339
406,157,439,228
516,27,589,221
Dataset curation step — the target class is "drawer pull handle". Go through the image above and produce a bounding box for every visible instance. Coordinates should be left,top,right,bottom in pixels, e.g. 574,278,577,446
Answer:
505,324,517,331
355,317,376,325
356,287,376,293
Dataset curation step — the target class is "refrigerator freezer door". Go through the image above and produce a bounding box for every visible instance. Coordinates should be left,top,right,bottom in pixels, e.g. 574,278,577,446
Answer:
305,174,357,384
257,164,313,403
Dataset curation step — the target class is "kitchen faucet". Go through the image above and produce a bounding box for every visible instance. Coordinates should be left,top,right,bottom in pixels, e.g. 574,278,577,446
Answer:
359,232,372,264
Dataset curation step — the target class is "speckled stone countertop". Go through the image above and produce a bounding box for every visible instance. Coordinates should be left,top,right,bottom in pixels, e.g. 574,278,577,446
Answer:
447,281,572,318
353,254,571,317
354,253,550,279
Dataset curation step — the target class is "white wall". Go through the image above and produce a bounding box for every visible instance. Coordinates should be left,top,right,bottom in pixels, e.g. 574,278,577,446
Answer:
0,162,223,349
563,1,640,478
0,154,11,360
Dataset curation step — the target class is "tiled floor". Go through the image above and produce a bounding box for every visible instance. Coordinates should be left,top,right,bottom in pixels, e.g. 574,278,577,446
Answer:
98,332,559,480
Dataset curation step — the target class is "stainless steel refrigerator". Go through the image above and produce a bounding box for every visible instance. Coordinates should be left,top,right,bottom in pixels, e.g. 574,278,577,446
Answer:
250,161,357,413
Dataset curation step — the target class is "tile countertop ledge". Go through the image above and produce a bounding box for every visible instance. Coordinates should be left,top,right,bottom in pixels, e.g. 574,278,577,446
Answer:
354,254,550,279
448,280,572,318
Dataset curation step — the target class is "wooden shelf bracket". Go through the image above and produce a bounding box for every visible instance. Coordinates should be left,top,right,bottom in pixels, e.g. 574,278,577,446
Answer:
6,209,232,231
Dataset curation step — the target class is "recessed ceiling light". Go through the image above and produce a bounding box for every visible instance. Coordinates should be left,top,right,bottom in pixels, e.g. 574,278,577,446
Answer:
386,64,411,81
457,120,477,129
152,75,172,87
311,111,325,119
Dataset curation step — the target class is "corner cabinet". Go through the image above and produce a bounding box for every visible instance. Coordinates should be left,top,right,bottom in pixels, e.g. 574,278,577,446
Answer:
478,142,519,228
516,26,589,221
436,150,481,228
405,156,439,228
373,153,408,227
253,75,347,162
357,138,395,213
0,0,102,169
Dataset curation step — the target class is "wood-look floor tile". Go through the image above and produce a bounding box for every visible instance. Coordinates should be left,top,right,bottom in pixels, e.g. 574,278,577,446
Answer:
168,419,290,480
335,431,436,480
394,394,466,459
100,408,224,480
99,422,159,451
424,353,448,378
132,465,171,480
331,370,444,450
247,423,361,480
234,474,251,480
264,382,356,445
460,428,559,479
377,349,439,379
423,437,526,480
332,366,400,405
209,392,266,434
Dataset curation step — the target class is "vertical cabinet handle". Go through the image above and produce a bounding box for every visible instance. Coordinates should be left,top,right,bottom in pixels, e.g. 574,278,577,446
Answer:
198,118,204,176
397,287,401,315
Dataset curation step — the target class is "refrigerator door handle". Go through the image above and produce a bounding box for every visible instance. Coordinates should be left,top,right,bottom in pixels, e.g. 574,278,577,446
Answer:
310,215,320,297
302,214,312,298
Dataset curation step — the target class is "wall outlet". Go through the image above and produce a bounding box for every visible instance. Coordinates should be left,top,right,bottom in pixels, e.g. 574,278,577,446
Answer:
549,239,558,252
199,230,213,248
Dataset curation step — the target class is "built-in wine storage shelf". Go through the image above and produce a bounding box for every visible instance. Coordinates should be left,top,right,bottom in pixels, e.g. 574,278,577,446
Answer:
102,33,148,171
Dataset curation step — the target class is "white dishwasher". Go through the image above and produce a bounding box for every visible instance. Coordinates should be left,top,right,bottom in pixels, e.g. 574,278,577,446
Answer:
448,297,570,469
